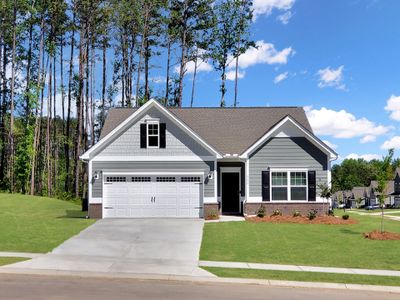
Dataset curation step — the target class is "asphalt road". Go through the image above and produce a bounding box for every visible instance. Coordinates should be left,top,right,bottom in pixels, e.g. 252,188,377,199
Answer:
0,274,397,300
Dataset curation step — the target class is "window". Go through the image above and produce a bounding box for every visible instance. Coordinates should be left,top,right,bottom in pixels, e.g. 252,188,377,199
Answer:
181,176,201,182
271,171,307,201
156,176,176,182
147,122,159,148
131,177,151,182
106,176,126,183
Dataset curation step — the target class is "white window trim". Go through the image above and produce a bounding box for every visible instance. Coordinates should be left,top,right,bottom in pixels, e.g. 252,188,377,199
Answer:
146,121,160,149
270,168,308,202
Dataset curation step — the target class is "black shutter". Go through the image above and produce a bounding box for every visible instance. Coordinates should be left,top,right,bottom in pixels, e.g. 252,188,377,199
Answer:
308,170,316,201
140,124,147,148
160,123,166,148
262,171,270,201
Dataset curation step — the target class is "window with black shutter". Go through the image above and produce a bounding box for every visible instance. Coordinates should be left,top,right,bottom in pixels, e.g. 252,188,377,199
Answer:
160,123,166,148
140,124,147,148
308,170,316,201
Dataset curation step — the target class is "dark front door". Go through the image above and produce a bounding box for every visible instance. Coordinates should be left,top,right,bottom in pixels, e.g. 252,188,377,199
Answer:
222,172,240,214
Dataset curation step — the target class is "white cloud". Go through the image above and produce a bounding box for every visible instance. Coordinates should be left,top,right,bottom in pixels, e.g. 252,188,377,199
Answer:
151,76,166,84
229,40,294,70
381,136,400,150
322,140,338,150
277,11,293,24
253,0,296,18
305,107,392,143
226,70,245,81
345,153,381,161
274,72,289,83
174,58,213,75
317,65,345,90
384,95,400,121
360,135,376,143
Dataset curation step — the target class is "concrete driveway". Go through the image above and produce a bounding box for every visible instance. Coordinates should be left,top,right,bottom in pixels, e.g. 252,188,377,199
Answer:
7,219,212,277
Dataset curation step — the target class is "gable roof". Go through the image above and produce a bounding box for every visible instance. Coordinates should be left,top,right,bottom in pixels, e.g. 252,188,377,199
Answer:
100,104,319,156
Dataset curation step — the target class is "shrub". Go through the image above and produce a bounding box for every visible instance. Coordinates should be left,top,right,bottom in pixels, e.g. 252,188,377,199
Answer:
257,205,266,218
271,209,282,216
307,209,318,220
328,208,335,216
342,214,350,220
292,210,301,217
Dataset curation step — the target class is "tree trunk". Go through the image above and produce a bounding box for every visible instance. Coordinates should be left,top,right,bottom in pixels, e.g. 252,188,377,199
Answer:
190,53,198,108
101,39,106,127
30,17,45,195
65,11,75,193
46,58,52,197
177,0,189,108
0,36,7,186
164,39,171,105
73,28,86,198
8,0,17,192
220,67,226,107
144,37,150,101
135,8,149,106
234,55,239,107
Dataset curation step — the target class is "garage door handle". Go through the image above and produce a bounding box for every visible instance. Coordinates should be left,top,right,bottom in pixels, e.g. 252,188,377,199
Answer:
104,206,113,209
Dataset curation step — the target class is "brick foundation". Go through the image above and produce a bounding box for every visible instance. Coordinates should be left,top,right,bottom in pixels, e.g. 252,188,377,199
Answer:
88,204,102,219
244,202,327,216
204,203,219,219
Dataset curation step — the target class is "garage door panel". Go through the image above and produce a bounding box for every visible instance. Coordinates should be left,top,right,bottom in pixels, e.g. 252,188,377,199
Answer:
103,175,202,218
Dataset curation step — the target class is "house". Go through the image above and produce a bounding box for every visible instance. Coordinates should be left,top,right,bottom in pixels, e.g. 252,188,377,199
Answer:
368,167,400,207
333,187,368,208
80,100,338,219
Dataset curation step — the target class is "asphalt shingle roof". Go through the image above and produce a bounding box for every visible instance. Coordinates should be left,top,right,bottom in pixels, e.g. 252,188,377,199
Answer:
100,106,313,155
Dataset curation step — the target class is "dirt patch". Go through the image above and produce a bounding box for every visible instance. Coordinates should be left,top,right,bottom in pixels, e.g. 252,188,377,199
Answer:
246,215,358,225
363,230,400,240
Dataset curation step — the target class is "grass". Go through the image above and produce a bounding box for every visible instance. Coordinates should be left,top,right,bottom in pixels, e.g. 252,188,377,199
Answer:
0,257,30,266
200,210,400,270
203,267,400,287
0,192,96,253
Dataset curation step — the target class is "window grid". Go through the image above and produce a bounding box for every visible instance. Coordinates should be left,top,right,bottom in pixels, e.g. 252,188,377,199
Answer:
106,176,126,183
131,177,151,182
156,177,176,182
181,176,201,182
271,171,307,201
147,123,159,148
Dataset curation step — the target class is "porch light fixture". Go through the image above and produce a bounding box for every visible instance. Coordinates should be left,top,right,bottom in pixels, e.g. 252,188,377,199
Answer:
208,172,213,180
93,171,101,180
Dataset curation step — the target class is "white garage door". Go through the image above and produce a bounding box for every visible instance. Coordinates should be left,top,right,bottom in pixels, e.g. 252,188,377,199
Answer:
103,175,203,218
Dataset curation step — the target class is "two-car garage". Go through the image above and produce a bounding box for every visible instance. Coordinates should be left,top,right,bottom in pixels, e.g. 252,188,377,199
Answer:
102,174,203,218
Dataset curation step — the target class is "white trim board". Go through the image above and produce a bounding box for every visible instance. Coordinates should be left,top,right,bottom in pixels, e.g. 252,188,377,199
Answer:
240,116,338,160
80,99,222,161
92,156,217,162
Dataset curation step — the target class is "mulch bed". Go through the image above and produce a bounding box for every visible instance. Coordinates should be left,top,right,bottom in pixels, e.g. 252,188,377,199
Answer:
246,215,358,225
363,230,400,240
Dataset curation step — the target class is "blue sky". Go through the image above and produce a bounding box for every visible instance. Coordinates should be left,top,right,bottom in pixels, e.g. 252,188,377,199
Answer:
164,0,400,162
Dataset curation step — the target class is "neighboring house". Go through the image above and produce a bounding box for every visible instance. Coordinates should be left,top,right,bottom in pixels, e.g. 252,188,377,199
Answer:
333,187,368,208
369,168,400,207
80,100,338,219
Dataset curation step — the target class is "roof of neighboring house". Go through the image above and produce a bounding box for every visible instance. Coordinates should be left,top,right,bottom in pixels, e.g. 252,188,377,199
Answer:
100,106,313,155
370,180,395,195
351,187,368,199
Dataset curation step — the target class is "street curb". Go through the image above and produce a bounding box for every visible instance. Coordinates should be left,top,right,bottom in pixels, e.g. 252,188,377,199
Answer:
0,267,399,294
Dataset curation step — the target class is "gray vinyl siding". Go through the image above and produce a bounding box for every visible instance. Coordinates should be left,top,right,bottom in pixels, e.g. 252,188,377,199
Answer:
92,161,214,198
98,106,212,157
249,137,328,197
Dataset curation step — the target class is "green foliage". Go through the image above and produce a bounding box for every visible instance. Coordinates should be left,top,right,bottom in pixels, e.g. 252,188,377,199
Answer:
342,214,349,220
271,209,282,216
257,205,266,218
292,210,301,217
307,209,318,220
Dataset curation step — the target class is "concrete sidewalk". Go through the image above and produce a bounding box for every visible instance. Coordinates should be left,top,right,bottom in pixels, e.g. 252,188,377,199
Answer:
199,260,400,277
0,252,43,259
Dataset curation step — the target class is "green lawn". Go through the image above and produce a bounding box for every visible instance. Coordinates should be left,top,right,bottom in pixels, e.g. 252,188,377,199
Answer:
0,193,96,253
0,257,30,266
203,267,400,287
200,212,400,270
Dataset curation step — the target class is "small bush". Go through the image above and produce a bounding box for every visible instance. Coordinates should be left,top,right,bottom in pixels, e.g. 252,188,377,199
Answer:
205,209,219,220
292,210,301,217
307,209,318,220
328,208,335,216
271,209,282,216
257,205,266,218
342,214,350,220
